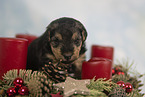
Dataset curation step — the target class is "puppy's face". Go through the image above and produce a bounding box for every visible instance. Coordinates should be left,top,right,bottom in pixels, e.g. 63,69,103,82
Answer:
49,28,83,64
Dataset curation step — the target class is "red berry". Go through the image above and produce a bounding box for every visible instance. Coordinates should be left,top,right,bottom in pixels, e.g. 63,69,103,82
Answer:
18,86,29,95
125,82,133,93
117,81,126,88
13,77,24,88
112,68,115,75
7,87,17,97
117,72,124,75
115,66,121,71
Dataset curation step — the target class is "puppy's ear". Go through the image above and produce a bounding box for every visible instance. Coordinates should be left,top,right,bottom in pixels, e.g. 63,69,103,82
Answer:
81,30,87,41
46,23,59,41
75,22,87,42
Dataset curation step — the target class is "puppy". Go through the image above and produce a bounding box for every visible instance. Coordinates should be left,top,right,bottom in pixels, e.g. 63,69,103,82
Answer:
26,17,87,79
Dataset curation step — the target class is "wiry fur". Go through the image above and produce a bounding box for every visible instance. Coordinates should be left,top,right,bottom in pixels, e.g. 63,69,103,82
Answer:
26,17,87,78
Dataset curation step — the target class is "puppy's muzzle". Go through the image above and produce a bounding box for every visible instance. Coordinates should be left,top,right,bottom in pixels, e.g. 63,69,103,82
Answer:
61,44,74,61
63,53,72,61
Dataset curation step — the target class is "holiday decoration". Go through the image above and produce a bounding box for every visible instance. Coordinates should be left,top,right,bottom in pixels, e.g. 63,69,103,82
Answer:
50,92,63,97
91,45,114,61
16,33,38,45
87,78,118,95
117,71,125,75
116,81,126,88
6,87,17,97
42,62,69,83
112,68,115,75
18,86,29,95
112,61,144,91
108,87,126,97
112,60,144,96
125,82,133,93
0,38,28,79
53,77,120,97
0,60,144,97
6,77,29,96
42,61,77,83
112,65,125,76
0,89,4,96
82,57,112,80
54,77,90,97
0,69,53,97
13,77,24,88
116,81,133,93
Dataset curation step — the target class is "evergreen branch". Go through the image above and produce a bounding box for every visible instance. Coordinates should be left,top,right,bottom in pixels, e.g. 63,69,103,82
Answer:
87,78,118,94
1,69,53,97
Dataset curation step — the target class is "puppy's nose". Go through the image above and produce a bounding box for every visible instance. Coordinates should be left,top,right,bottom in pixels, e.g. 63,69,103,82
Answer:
64,55,71,60
63,53,72,60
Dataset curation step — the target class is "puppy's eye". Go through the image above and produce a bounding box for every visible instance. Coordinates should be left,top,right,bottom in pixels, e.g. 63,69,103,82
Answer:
51,38,59,47
74,38,81,46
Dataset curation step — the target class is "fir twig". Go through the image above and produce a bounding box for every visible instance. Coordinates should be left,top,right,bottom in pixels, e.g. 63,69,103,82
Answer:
87,77,118,92
1,69,53,97
113,59,145,96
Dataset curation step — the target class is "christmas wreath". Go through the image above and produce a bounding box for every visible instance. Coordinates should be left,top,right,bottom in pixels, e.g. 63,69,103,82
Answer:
0,60,144,97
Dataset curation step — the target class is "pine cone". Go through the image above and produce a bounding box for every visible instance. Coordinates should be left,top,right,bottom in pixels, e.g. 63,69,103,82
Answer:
42,62,69,83
27,72,53,97
108,87,126,97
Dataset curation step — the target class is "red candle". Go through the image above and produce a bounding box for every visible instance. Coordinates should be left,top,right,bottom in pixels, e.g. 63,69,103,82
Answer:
16,34,37,45
91,45,114,61
81,57,112,80
0,38,28,79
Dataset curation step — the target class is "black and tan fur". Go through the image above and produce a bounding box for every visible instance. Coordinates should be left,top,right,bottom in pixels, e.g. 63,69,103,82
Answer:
26,17,87,78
